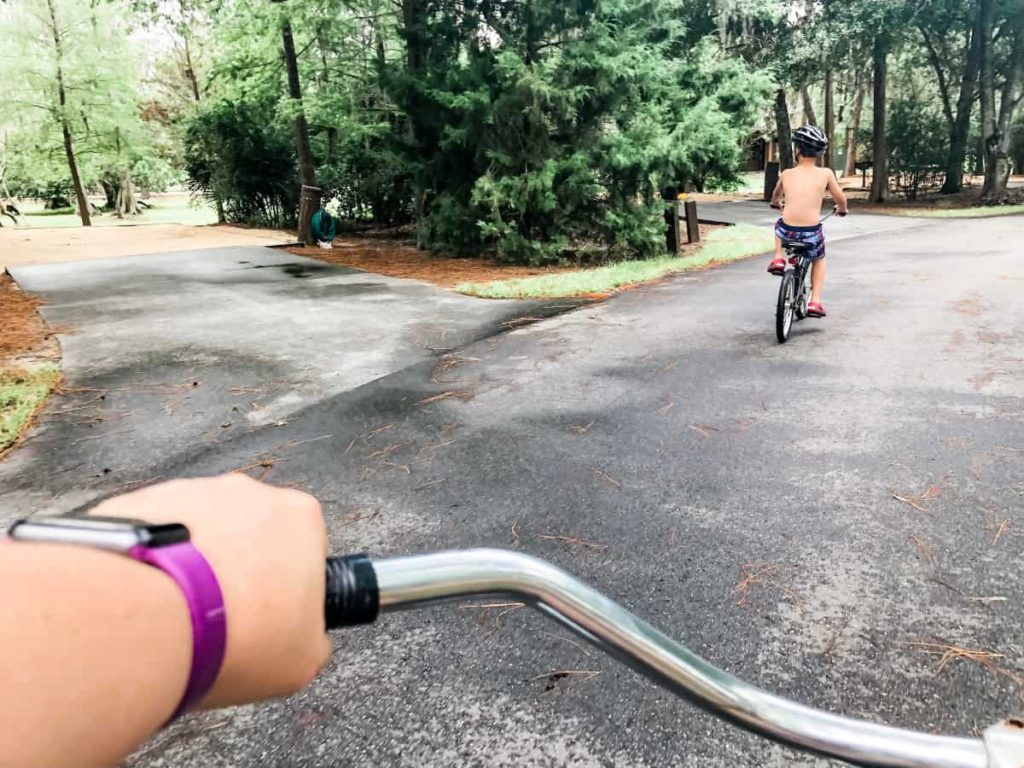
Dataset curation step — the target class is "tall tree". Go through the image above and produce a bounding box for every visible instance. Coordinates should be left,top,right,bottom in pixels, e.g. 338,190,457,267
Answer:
979,0,1024,201
919,0,984,194
843,65,867,176
824,70,835,169
774,90,795,169
45,0,91,225
279,16,316,188
870,35,889,202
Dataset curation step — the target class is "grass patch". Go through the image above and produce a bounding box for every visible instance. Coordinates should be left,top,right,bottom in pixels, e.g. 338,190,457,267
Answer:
899,204,1024,218
457,224,774,299
0,365,61,455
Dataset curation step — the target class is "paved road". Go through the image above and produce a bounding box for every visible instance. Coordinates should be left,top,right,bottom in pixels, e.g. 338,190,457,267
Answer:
698,200,929,244
1,248,573,522
8,216,1024,766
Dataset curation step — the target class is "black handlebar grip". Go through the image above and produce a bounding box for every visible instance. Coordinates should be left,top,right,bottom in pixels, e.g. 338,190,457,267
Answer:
325,554,380,629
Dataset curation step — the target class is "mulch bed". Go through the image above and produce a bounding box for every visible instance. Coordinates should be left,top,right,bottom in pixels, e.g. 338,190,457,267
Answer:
288,238,578,289
0,272,58,366
288,230,720,291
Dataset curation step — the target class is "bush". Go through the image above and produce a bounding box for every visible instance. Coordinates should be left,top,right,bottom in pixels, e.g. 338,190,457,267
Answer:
183,99,298,227
390,0,769,265
317,129,414,227
888,93,947,200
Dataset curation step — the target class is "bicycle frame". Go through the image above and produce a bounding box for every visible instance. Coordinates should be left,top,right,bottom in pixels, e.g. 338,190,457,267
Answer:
326,549,1024,768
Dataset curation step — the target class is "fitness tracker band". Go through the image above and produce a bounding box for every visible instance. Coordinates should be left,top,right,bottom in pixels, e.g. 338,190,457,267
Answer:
7,515,227,720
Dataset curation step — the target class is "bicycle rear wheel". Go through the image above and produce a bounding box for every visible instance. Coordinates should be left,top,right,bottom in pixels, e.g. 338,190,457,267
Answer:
776,272,795,343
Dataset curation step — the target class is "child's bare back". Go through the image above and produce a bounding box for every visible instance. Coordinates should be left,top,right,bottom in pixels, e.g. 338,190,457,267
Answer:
778,164,836,226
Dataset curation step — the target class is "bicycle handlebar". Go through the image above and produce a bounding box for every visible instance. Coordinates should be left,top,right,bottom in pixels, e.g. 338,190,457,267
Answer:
770,203,847,219
324,549,1007,768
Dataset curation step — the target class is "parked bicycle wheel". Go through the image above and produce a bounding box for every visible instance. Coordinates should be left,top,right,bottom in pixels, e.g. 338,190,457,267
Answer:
776,272,795,343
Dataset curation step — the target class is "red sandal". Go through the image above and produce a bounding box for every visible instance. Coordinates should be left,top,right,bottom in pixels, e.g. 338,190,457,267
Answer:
806,302,826,318
767,258,786,276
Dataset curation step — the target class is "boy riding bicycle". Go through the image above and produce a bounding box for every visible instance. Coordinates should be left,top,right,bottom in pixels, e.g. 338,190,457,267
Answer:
768,125,848,318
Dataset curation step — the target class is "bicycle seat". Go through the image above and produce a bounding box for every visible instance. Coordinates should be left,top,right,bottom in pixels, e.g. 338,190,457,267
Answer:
782,239,812,254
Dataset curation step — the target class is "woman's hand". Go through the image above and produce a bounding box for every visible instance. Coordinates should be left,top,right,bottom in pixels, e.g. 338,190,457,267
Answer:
91,474,332,708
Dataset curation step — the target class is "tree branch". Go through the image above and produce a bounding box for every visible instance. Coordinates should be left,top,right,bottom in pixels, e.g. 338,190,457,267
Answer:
920,26,955,127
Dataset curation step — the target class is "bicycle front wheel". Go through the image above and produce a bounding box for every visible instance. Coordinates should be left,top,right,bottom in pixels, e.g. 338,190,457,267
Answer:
776,272,795,343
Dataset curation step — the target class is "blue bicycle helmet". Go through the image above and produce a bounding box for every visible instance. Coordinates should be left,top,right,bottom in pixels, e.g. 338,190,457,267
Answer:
793,125,828,157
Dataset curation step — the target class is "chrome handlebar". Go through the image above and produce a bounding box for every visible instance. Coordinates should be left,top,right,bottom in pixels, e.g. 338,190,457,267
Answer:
326,549,1020,768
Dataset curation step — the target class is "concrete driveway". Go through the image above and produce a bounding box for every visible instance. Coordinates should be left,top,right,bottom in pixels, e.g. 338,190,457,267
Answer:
1,247,573,521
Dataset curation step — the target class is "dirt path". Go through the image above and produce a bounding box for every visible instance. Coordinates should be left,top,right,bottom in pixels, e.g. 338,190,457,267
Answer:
0,224,296,269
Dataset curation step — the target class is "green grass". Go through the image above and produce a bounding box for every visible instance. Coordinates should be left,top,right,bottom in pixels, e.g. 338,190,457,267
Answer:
892,204,1024,218
0,365,61,454
19,200,217,228
457,224,774,299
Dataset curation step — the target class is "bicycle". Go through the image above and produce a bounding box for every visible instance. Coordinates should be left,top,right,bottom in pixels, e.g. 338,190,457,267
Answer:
772,205,842,344
324,549,1024,768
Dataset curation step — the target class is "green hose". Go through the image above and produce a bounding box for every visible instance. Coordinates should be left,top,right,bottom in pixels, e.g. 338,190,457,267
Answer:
310,208,337,244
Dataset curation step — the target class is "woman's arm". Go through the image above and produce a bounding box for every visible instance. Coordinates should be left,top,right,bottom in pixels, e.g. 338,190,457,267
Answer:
0,474,331,768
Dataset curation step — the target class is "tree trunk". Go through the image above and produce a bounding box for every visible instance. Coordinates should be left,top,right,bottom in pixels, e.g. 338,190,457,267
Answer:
179,0,201,103
401,0,430,246
116,172,139,217
281,19,316,188
183,37,201,103
774,89,794,170
984,10,1024,201
101,179,117,210
46,0,90,227
934,7,984,193
843,71,866,177
979,0,998,200
824,70,835,169
801,83,819,127
973,137,985,176
870,37,889,203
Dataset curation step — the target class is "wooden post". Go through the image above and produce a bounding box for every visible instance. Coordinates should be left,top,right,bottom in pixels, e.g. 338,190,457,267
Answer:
297,185,322,245
764,161,780,202
683,200,700,244
664,202,680,254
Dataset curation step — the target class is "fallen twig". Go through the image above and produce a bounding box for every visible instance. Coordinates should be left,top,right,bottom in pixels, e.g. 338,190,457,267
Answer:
735,563,805,612
910,534,938,568
416,389,473,406
538,533,608,551
984,518,1010,545
338,509,380,527
891,486,941,513
586,467,621,489
527,669,602,690
688,424,718,437
908,641,1024,686
459,601,524,628
567,420,596,434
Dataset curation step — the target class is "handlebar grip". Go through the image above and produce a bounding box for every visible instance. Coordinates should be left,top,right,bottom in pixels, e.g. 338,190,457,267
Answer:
325,554,380,629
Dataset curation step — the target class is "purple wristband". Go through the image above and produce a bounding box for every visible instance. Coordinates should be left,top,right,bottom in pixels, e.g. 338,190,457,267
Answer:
129,542,227,720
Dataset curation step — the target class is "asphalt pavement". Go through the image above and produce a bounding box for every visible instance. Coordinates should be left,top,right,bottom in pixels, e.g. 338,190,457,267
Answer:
1,247,574,523
698,199,928,243
4,215,1024,767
